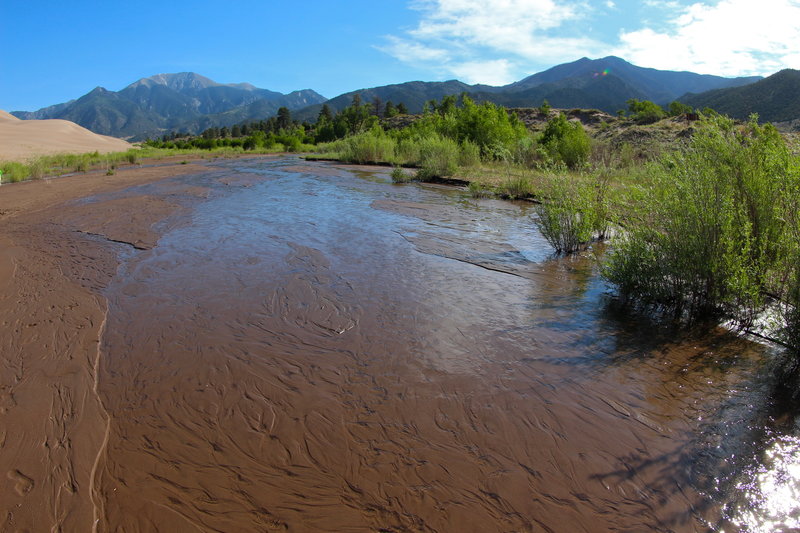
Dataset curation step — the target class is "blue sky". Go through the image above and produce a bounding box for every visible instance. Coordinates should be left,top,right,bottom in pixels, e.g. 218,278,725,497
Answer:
2,0,799,111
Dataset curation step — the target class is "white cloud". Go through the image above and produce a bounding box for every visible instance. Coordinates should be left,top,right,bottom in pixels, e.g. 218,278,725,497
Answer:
616,0,800,76
382,35,449,63
383,0,800,83
383,0,604,84
449,59,516,85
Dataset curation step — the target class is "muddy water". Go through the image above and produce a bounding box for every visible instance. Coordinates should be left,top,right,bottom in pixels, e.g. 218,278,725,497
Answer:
91,158,797,532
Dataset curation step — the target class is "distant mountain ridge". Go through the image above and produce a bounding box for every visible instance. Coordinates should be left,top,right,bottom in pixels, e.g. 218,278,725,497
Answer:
12,72,327,140
503,56,760,103
294,56,761,122
12,58,768,140
680,69,800,125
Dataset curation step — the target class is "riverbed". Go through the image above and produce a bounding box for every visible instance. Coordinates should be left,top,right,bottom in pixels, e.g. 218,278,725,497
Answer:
1,156,797,532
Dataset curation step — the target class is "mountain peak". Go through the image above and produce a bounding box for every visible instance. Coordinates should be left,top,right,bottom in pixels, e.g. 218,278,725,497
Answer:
127,72,220,92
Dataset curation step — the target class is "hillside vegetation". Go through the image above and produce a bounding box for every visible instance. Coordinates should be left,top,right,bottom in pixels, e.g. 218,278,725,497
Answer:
681,69,800,126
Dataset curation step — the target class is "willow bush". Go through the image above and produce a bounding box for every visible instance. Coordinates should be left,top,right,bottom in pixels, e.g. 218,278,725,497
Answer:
603,115,800,330
415,135,460,179
534,174,608,254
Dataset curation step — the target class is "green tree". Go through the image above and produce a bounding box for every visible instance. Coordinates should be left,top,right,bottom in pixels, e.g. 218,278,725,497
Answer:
626,99,666,124
668,101,693,117
384,101,398,118
277,107,292,130
397,102,409,115
318,104,333,123
539,113,591,169
371,96,384,117
438,94,458,116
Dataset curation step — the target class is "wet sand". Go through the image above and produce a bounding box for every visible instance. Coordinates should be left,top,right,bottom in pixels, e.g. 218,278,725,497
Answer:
0,160,221,530
0,157,793,532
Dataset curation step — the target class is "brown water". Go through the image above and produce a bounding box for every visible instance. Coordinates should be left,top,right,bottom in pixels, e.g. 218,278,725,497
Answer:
88,158,798,532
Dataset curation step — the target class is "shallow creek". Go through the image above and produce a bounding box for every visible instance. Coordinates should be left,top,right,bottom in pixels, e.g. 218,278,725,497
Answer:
91,157,798,532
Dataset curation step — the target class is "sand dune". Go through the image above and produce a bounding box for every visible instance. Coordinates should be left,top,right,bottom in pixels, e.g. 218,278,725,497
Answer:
0,110,131,161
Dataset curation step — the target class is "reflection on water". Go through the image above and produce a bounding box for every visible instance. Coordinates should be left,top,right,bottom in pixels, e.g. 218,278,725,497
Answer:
91,156,799,531
730,435,800,532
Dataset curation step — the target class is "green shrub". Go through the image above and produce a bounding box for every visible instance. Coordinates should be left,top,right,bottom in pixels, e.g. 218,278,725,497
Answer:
468,181,492,198
539,113,591,169
406,94,529,158
534,176,604,254
396,139,421,165
627,99,666,124
390,166,413,183
416,135,459,179
28,159,46,179
340,127,396,163
603,115,797,322
498,175,534,199
458,140,481,167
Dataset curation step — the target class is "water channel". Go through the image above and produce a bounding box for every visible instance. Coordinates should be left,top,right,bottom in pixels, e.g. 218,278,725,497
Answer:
90,157,798,531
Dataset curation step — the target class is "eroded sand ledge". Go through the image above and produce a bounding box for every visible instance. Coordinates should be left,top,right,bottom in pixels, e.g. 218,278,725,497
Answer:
0,161,212,531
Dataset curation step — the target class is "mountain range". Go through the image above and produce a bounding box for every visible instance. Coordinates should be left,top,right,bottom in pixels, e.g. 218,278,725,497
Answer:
10,57,776,140
12,72,326,140
292,56,760,122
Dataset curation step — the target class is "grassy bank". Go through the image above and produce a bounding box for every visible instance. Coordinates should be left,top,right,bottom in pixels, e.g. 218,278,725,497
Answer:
0,145,288,184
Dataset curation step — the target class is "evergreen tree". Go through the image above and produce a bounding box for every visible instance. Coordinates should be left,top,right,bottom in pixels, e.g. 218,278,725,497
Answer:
277,107,292,130
318,104,333,123
397,102,409,115
231,124,241,138
372,96,384,117
384,101,398,118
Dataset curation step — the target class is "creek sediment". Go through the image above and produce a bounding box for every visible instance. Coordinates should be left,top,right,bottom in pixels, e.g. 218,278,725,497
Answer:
1,156,796,532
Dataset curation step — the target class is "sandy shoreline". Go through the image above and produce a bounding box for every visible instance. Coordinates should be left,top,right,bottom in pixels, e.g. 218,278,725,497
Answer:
0,159,223,531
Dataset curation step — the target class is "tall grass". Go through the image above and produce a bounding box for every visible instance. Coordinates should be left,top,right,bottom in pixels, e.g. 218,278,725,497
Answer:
0,144,282,184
